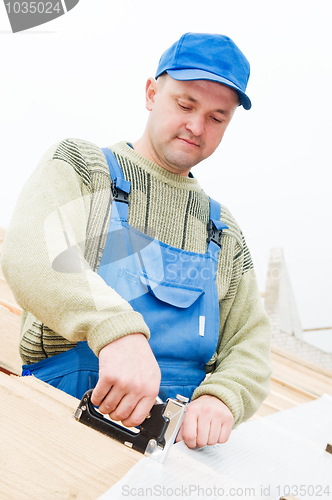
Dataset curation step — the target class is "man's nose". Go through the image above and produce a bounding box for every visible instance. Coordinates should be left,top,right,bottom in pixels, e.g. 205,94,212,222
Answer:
185,114,205,137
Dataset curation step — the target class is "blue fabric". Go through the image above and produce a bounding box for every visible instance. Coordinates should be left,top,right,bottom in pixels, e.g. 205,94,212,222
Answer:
22,342,99,399
98,219,220,401
23,150,225,402
101,148,131,222
212,219,229,231
209,197,222,221
101,148,129,186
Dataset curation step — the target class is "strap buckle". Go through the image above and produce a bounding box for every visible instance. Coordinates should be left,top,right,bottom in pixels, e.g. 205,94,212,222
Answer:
206,220,223,247
111,180,129,204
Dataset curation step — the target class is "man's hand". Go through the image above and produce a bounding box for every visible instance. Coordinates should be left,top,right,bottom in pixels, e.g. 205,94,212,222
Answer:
176,395,234,448
91,333,161,427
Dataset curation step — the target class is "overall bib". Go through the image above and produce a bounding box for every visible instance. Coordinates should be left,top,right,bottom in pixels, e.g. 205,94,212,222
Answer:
22,148,227,401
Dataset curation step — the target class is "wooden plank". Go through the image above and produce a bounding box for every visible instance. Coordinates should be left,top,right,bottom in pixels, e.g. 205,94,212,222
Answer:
260,400,293,413
0,226,22,375
271,344,332,378
0,306,22,375
0,373,142,500
303,326,332,332
0,298,21,316
252,353,321,420
270,376,318,400
252,403,278,418
268,387,312,408
271,357,332,396
271,345,332,396
263,390,304,411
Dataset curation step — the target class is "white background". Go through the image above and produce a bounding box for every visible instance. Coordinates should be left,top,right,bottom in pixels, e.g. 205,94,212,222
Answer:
0,0,331,343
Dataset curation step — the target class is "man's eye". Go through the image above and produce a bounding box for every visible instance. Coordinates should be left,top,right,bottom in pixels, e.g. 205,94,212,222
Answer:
179,104,191,111
212,117,222,123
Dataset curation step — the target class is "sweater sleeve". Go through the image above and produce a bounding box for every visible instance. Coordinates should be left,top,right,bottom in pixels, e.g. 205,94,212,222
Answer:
1,141,150,357
191,267,272,426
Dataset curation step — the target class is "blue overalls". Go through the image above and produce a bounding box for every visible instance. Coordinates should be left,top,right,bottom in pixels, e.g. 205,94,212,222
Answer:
22,148,227,401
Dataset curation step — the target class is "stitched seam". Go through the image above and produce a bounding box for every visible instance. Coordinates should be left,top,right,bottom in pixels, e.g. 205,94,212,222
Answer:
40,324,48,358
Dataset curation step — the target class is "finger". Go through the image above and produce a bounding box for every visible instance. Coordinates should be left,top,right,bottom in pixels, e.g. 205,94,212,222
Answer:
179,411,199,449
108,393,139,423
97,384,127,415
206,420,221,446
218,419,233,444
121,396,156,427
196,415,210,448
91,377,113,407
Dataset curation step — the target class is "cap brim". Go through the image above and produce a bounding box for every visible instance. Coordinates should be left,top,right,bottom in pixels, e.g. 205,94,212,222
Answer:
164,68,251,110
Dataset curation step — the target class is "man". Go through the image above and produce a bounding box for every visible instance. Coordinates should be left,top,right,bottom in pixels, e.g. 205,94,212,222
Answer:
2,33,271,449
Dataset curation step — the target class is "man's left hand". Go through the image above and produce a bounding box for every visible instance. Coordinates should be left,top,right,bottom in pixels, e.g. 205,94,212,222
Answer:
176,395,234,449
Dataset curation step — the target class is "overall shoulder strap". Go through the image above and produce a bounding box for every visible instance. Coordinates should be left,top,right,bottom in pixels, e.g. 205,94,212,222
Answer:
101,147,131,221
207,197,229,254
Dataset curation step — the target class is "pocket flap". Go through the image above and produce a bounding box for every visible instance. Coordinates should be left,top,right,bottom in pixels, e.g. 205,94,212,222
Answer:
139,273,204,308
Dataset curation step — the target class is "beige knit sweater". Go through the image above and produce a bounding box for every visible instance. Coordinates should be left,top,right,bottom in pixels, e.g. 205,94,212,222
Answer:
2,138,272,425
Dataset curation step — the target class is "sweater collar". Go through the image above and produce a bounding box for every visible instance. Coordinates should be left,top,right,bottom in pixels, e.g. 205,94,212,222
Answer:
111,141,203,193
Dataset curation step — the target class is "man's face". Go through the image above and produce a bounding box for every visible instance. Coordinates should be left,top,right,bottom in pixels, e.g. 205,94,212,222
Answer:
143,75,239,176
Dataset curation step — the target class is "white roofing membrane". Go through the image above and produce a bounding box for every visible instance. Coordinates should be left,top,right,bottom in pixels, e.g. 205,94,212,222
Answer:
101,395,332,500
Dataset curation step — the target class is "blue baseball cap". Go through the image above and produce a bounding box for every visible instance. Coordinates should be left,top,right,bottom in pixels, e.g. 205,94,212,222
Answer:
155,32,251,110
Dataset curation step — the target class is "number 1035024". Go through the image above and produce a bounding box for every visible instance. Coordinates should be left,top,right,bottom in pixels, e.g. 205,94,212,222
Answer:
277,484,331,497
5,1,62,14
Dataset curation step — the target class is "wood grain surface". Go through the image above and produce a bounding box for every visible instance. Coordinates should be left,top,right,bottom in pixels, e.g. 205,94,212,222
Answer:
0,373,142,500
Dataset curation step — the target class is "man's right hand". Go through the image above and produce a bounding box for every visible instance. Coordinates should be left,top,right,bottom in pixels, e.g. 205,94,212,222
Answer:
91,333,161,427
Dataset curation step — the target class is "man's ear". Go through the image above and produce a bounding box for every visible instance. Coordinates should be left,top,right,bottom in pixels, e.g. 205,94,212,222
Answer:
145,77,158,111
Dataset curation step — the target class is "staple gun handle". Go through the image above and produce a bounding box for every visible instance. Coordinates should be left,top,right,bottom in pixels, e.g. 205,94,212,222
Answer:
74,389,168,454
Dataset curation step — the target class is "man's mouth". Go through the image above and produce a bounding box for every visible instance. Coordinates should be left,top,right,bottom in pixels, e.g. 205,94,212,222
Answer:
177,137,199,147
